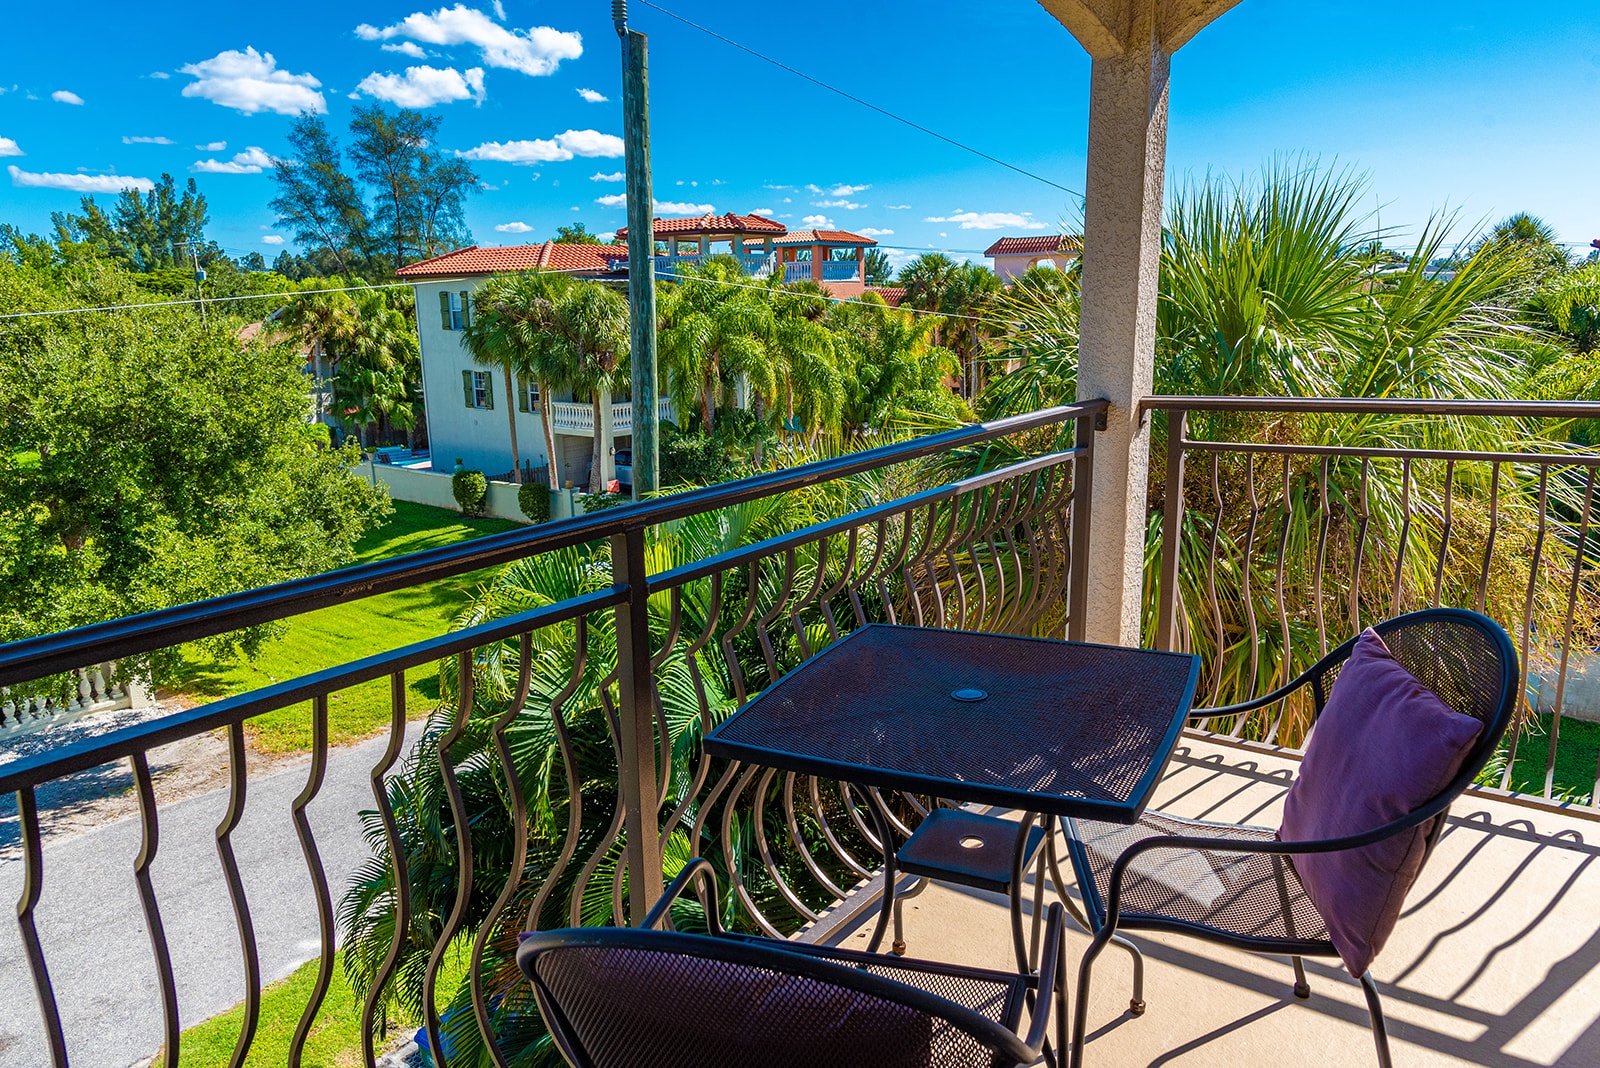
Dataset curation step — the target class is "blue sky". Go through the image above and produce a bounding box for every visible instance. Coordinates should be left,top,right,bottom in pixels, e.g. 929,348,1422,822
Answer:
1,1,1596,269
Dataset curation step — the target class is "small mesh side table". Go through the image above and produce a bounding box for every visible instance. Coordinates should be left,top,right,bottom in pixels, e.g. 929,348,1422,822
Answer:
704,624,1200,961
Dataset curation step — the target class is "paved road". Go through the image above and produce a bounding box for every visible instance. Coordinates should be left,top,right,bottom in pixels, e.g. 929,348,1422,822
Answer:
0,723,425,1068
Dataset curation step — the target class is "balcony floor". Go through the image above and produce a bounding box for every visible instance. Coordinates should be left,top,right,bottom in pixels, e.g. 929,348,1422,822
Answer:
815,736,1600,1067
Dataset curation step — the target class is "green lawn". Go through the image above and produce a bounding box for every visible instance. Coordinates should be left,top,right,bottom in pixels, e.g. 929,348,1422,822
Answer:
175,947,470,1067
1504,712,1600,804
173,501,523,754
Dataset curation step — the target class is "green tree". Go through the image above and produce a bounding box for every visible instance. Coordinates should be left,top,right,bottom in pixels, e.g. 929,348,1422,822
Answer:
50,174,211,272
0,257,390,666
553,223,612,244
898,254,999,397
862,247,893,286
269,108,478,278
281,283,421,448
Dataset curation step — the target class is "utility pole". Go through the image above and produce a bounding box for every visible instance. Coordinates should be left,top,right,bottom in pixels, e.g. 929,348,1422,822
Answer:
615,0,658,499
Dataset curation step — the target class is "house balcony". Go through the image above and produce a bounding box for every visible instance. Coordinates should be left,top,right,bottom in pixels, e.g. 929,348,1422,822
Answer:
5,397,1600,1067
545,395,674,437
819,259,863,282
654,251,777,278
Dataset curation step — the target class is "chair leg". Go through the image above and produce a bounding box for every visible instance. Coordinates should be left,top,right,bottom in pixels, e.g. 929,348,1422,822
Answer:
1112,934,1146,1014
1292,955,1310,999
1071,934,1111,1068
1359,971,1394,1068
890,877,927,956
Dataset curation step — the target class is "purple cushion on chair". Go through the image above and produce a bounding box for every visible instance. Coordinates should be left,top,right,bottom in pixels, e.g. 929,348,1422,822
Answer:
1279,628,1483,977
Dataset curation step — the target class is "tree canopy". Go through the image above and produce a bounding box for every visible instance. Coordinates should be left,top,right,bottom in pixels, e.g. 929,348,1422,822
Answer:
269,107,478,279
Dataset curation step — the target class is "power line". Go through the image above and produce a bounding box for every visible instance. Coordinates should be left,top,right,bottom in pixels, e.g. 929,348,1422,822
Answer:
635,0,1082,200
0,281,412,321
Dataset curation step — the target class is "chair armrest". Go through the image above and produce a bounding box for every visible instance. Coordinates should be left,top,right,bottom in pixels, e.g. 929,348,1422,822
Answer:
1099,792,1457,931
1020,902,1065,1056
1187,674,1314,722
640,857,725,935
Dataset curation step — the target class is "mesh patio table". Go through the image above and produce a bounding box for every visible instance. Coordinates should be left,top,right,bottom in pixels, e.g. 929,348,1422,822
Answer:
704,623,1201,960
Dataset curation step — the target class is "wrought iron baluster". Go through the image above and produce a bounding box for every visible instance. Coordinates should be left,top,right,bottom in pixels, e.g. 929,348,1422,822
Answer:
361,674,410,1068
288,696,333,1068
215,722,261,1068
131,751,179,1068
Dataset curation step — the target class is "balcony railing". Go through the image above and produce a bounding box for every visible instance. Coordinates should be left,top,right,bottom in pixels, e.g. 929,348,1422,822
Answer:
653,251,777,278
0,401,1099,1067
819,260,862,282
547,396,673,437
12,395,1600,1067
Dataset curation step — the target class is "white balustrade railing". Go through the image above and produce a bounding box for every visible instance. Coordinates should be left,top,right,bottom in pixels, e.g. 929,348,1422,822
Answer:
0,660,150,738
549,397,674,438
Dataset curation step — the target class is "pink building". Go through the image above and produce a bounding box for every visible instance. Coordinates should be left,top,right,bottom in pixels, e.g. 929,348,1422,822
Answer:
984,234,1083,281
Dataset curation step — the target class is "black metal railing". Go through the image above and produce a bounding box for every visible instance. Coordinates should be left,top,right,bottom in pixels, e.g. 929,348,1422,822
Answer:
1146,396,1600,807
0,401,1101,1068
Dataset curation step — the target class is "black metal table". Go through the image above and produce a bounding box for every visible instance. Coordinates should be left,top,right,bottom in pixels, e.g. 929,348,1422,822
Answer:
703,624,1201,962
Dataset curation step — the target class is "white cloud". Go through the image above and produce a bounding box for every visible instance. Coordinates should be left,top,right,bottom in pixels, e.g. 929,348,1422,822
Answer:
763,183,792,191
197,141,227,151
149,71,171,80
751,208,775,216
355,5,582,77
52,90,85,105
885,204,911,210
828,183,868,196
180,47,326,115
494,221,533,233
357,65,485,107
815,198,863,210
858,228,893,236
594,194,713,214
590,170,622,181
577,87,607,103
382,42,429,58
192,146,275,174
261,234,285,245
459,129,622,162
492,0,506,18
0,137,22,157
596,231,614,242
8,165,153,193
923,211,1048,230
122,135,175,145
801,214,835,229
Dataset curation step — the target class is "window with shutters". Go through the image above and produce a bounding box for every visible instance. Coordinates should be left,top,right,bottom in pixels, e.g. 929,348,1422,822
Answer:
516,375,540,412
440,290,471,331
462,370,493,409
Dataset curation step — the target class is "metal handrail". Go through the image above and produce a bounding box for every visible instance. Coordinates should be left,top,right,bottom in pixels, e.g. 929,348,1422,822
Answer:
1142,395,1600,419
0,400,1103,689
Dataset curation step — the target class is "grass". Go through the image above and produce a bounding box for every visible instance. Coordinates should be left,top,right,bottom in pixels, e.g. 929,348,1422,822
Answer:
172,501,523,754
1504,712,1600,803
175,946,470,1067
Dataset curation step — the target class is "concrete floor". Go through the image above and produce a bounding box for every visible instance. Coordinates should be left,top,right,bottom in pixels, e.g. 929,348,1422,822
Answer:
817,735,1600,1067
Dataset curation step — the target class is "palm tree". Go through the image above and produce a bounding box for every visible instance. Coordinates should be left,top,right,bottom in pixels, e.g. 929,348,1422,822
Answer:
284,282,420,448
657,258,777,436
897,254,1000,398
465,272,627,491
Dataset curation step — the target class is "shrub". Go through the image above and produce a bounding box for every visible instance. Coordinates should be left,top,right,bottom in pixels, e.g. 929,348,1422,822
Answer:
518,481,551,524
582,491,631,514
451,469,488,515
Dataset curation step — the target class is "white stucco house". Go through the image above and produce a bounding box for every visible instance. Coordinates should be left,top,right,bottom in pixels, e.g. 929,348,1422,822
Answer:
397,240,665,489
984,234,1083,282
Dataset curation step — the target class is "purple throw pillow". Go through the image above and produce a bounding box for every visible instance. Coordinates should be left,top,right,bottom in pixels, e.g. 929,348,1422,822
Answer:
1279,628,1483,977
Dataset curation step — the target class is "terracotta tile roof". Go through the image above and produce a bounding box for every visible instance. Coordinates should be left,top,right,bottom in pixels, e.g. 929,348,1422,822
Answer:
396,242,626,278
865,286,906,307
774,228,879,247
615,212,787,240
982,235,1083,257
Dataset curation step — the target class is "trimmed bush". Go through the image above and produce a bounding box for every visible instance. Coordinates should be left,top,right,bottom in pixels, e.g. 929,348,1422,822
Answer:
582,491,631,514
518,481,551,524
451,469,488,516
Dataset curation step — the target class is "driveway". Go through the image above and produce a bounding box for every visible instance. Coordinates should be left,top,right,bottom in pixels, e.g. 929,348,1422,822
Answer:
0,722,426,1068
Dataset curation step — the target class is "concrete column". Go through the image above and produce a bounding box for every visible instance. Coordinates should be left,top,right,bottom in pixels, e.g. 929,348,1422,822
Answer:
1073,10,1170,647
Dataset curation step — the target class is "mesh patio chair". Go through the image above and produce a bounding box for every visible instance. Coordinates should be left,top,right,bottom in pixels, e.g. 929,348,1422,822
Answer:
517,857,1068,1068
1060,607,1519,1068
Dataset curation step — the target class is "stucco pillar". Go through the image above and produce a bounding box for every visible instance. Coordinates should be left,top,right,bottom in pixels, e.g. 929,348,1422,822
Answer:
1073,11,1170,647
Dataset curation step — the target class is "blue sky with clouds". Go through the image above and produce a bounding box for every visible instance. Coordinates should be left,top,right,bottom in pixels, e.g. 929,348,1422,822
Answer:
1,1,1596,269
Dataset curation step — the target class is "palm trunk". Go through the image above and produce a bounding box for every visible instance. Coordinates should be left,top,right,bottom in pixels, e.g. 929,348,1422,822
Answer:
752,393,765,467
502,366,521,482
539,378,559,490
589,392,607,494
